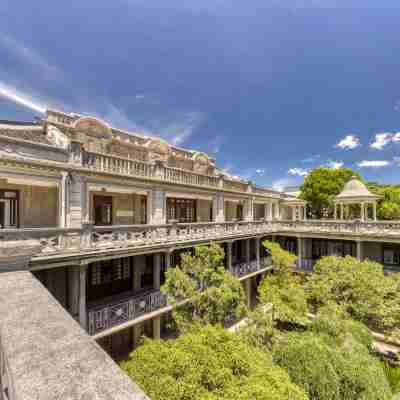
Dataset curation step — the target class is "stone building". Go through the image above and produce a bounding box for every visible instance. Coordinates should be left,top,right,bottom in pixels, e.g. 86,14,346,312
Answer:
0,109,398,361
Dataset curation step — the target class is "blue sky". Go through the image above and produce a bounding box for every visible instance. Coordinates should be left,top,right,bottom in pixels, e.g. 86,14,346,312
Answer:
1,0,400,189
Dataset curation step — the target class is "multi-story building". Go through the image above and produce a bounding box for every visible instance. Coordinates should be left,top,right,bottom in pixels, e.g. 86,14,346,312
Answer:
0,109,398,360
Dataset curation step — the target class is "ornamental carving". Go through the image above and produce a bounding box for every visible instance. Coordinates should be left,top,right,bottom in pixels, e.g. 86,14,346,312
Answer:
192,152,211,174
46,125,70,149
74,117,112,141
146,138,170,162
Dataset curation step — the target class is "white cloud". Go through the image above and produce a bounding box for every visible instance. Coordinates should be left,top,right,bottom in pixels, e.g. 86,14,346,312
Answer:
370,133,393,150
392,132,400,142
288,167,308,176
255,168,265,176
0,81,47,114
357,160,391,168
335,135,360,150
326,160,343,169
272,178,295,192
0,33,61,79
301,154,320,163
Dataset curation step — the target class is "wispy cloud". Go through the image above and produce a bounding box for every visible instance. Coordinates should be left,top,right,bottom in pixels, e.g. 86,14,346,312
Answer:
272,177,295,191
335,134,360,150
0,81,47,114
326,160,344,169
288,167,308,176
370,133,394,150
357,160,391,168
302,154,320,163
255,168,265,176
0,33,61,79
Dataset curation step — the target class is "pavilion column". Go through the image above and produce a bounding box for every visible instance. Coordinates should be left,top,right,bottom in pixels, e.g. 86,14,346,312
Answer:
292,206,296,221
334,203,337,220
373,202,377,221
303,205,307,220
340,203,344,220
360,202,365,222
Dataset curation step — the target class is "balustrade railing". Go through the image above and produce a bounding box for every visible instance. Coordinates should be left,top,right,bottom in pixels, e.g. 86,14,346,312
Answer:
231,256,272,277
163,166,219,187
88,290,167,335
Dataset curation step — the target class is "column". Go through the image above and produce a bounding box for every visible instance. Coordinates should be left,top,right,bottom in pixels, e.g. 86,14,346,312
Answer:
165,250,172,268
245,239,251,263
79,265,87,330
334,203,337,220
244,278,252,309
292,206,296,221
360,202,365,222
356,241,363,261
67,265,80,320
213,193,225,222
153,254,161,290
226,241,233,271
297,237,303,269
340,203,344,220
68,174,88,228
133,256,143,291
275,202,280,220
255,237,260,269
152,317,161,340
58,172,68,228
147,188,166,225
244,197,254,221
132,323,142,349
373,202,377,221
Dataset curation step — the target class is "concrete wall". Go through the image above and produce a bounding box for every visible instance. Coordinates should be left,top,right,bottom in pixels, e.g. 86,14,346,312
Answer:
0,183,58,228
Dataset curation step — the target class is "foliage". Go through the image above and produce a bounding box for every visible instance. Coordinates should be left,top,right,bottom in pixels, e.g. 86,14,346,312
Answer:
299,167,360,218
161,244,246,332
122,325,308,400
381,361,400,394
258,241,308,325
368,183,400,220
273,331,392,400
306,255,400,333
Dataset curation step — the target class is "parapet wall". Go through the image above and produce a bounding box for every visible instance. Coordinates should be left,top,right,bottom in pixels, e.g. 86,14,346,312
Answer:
0,271,149,400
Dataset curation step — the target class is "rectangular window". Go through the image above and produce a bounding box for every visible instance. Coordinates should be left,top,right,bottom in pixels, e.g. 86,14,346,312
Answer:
94,195,113,225
167,198,196,223
0,190,19,228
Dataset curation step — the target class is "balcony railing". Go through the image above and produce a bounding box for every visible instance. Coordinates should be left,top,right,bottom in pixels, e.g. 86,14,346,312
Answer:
88,290,167,335
296,258,316,272
163,166,219,188
231,256,272,277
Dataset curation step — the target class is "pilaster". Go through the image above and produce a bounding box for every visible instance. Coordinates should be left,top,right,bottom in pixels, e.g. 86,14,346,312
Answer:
213,193,225,222
147,188,166,225
68,174,89,228
79,265,87,331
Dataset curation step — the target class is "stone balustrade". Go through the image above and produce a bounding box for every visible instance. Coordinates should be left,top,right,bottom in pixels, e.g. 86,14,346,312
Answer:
231,256,272,277
88,290,167,336
163,165,219,188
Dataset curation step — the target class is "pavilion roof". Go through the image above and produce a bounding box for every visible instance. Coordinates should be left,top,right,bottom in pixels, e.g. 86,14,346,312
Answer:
335,176,382,201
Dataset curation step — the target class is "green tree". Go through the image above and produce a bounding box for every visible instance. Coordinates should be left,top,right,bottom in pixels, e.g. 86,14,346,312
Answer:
273,331,392,400
258,241,309,326
161,244,246,332
122,325,308,400
306,256,400,333
368,184,400,220
300,167,360,218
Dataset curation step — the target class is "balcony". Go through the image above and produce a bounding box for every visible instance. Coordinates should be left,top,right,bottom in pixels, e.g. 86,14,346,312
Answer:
88,289,167,336
231,256,272,277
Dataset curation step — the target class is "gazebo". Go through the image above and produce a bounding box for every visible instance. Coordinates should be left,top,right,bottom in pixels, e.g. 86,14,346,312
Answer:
334,176,382,221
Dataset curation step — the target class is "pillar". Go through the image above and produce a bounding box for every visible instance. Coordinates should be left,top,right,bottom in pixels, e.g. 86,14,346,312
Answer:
356,241,363,261
153,254,161,290
58,172,68,228
340,203,344,220
334,203,337,220
79,265,87,330
360,202,365,222
213,193,225,222
132,323,142,349
68,265,80,320
303,205,307,220
133,256,143,291
297,237,303,269
244,197,254,222
245,239,251,263
373,202,377,221
292,206,296,221
152,316,161,340
255,237,260,269
68,174,88,228
165,250,172,268
226,241,233,271
244,278,252,309
147,188,166,225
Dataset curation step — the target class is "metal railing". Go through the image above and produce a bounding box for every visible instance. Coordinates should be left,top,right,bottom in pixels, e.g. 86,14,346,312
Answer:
88,290,167,335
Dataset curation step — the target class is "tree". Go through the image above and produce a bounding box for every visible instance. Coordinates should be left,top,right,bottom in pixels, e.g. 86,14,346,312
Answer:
273,330,392,400
300,167,360,218
161,244,246,332
368,184,400,220
306,256,400,334
121,325,308,400
258,241,309,326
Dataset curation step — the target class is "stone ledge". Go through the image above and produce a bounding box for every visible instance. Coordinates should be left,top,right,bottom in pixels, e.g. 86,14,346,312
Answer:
0,271,149,400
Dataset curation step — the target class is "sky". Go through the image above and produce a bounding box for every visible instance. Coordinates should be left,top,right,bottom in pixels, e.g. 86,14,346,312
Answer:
1,0,400,190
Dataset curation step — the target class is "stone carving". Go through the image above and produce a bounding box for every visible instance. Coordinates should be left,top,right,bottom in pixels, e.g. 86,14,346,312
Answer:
146,138,170,162
74,117,112,140
46,125,70,149
192,152,212,174
0,142,68,163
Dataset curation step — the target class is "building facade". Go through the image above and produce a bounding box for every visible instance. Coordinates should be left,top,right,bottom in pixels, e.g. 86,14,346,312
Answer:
0,109,398,360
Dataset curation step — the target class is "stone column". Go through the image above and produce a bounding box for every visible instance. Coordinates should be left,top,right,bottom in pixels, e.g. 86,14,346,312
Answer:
292,206,296,221
303,205,307,220
68,174,89,228
297,237,303,269
275,202,280,220
79,265,87,331
152,317,161,340
340,203,344,220
153,254,161,290
165,250,172,268
360,202,365,222
147,188,166,225
244,197,254,221
245,239,251,263
68,265,80,320
133,256,143,291
213,193,225,222
356,241,363,261
255,237,260,269
373,202,377,221
132,323,142,349
226,241,233,271
58,172,69,228
244,278,252,309
334,203,337,220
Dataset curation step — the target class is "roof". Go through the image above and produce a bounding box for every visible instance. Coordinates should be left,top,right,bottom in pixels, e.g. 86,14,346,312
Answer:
335,176,382,201
0,122,53,146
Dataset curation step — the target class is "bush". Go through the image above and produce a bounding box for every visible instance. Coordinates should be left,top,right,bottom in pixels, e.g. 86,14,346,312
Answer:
122,325,308,400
